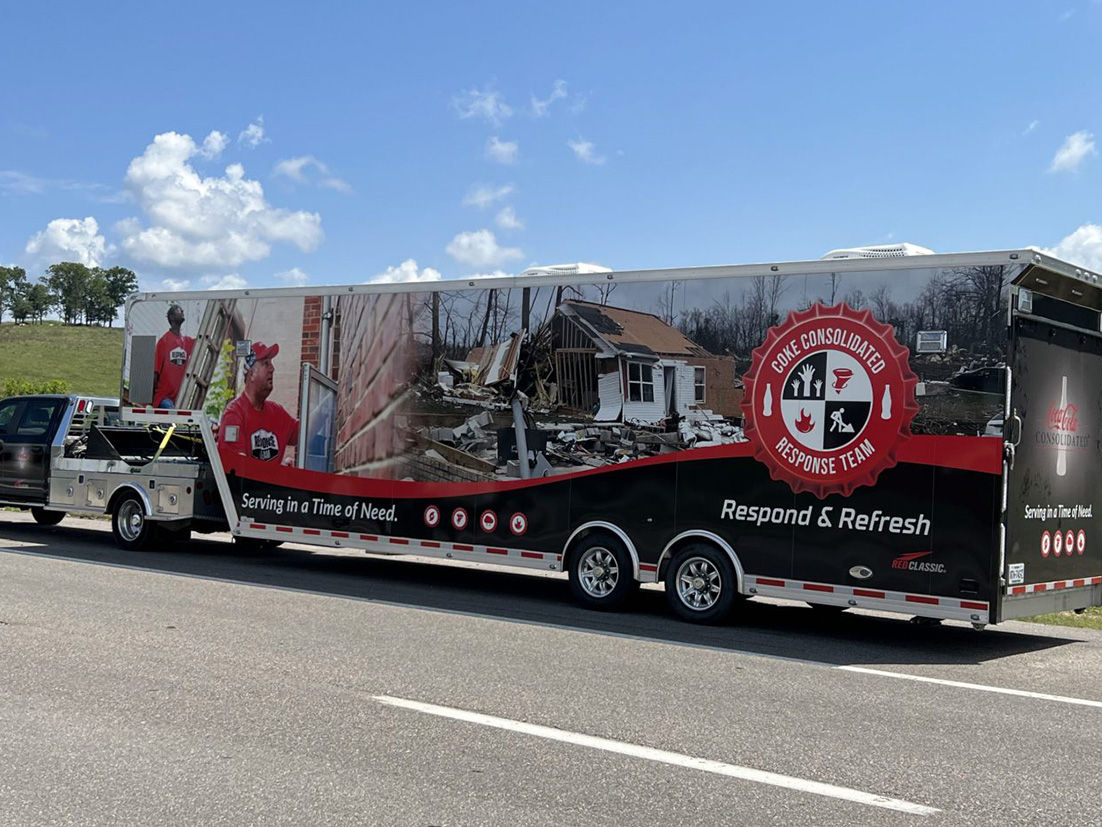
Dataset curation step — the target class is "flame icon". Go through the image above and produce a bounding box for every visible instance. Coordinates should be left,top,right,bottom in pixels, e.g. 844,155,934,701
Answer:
794,408,815,433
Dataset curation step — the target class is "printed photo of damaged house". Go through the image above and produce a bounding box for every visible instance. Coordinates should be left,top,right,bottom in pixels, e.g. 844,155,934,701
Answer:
551,301,741,424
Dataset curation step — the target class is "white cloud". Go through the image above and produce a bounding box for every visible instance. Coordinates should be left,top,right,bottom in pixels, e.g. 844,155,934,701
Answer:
1023,120,1039,135
462,183,514,209
446,229,523,269
568,138,605,165
452,86,512,125
273,155,352,193
531,80,567,117
1048,224,1102,270
368,259,443,284
1,170,125,202
201,274,248,290
199,131,229,159
485,136,518,165
160,278,190,291
118,131,322,270
275,267,309,286
495,206,523,231
1049,131,1096,173
1,170,48,194
25,216,108,267
238,116,269,149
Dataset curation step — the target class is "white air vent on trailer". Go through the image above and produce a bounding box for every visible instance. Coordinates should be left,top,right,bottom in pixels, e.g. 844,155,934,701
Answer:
520,262,613,277
820,243,935,260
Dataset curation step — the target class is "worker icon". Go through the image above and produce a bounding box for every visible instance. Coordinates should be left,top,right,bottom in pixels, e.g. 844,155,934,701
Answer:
829,407,855,434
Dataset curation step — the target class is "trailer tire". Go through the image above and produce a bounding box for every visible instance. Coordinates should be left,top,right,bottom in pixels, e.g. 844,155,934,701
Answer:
665,544,736,624
31,507,64,526
111,492,155,551
568,533,637,611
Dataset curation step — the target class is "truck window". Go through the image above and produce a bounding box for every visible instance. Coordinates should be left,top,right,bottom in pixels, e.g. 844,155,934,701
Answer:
0,400,20,434
15,400,62,437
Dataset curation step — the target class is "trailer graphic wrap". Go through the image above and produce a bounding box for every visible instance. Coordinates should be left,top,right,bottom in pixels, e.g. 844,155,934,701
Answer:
123,255,1102,625
1005,314,1101,594
741,303,919,498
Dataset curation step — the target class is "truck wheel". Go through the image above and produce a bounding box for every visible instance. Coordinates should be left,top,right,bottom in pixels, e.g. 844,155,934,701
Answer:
111,493,154,551
568,534,637,611
31,507,65,526
665,544,737,624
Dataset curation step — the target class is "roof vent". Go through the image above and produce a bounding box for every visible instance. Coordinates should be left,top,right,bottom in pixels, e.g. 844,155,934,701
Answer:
820,243,935,260
520,262,613,277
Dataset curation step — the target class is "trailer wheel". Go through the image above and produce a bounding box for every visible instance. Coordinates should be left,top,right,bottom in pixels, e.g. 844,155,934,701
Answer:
31,507,64,526
665,544,736,624
111,493,154,551
568,534,637,611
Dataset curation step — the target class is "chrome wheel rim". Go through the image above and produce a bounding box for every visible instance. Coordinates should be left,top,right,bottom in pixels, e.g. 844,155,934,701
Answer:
117,500,144,542
578,547,620,598
676,556,722,611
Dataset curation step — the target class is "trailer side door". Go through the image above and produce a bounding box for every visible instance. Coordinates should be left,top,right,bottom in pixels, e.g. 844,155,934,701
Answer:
1002,281,1102,619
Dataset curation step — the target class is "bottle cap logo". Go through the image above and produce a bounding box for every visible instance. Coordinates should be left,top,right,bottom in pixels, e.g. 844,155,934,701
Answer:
741,303,918,498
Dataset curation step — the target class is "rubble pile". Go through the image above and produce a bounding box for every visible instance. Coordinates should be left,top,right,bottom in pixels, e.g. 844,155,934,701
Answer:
414,407,746,481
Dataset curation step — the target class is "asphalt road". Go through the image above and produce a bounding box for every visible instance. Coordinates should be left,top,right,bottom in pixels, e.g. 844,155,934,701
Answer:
2,510,1100,826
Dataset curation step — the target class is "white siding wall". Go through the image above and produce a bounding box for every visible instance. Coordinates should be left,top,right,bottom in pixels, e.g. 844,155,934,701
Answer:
675,362,697,415
622,360,666,424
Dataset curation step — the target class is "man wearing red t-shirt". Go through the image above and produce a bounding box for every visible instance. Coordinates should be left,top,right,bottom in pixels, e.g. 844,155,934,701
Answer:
152,304,196,408
217,342,299,465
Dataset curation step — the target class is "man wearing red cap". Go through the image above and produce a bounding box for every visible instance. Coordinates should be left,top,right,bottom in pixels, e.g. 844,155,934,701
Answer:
152,304,195,408
217,342,299,465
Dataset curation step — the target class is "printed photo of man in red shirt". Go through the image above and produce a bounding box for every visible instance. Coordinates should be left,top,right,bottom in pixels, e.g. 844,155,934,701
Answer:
217,342,299,465
152,304,196,408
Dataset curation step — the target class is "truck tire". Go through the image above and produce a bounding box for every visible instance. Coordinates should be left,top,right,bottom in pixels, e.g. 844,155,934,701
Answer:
111,492,155,551
665,544,737,624
567,533,637,611
31,507,65,526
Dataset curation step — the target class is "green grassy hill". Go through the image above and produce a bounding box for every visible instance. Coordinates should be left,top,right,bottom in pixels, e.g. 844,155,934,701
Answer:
0,322,123,397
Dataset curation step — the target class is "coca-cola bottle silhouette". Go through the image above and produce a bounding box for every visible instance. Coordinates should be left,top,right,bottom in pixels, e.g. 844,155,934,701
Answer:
1057,376,1068,477
763,383,773,417
881,385,892,419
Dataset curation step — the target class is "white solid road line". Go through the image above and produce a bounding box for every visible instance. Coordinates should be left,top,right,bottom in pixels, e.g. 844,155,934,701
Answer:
838,666,1102,709
373,695,940,816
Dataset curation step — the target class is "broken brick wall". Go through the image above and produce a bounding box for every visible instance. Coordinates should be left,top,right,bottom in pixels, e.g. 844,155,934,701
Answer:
300,296,341,381
334,292,414,478
684,356,743,418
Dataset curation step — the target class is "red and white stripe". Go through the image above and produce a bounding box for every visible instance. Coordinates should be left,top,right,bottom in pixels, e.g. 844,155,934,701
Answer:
747,575,990,622
126,407,198,420
1007,575,1102,596
238,521,563,570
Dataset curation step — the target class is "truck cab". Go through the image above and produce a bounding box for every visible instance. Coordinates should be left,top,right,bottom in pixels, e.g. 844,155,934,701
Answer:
0,395,107,524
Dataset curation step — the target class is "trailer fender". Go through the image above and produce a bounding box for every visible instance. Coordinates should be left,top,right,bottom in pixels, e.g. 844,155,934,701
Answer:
563,521,641,581
657,531,745,594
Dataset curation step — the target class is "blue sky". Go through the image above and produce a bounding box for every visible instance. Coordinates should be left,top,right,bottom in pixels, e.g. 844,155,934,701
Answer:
2,1,1101,291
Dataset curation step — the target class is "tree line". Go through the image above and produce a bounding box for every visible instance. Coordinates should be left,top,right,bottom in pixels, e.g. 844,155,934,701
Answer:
678,266,1009,369
0,262,138,326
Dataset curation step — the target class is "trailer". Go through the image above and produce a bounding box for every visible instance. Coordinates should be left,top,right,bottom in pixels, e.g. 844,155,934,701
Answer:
6,247,1100,627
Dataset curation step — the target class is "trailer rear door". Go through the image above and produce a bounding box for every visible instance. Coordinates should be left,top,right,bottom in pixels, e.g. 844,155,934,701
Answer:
1001,274,1102,619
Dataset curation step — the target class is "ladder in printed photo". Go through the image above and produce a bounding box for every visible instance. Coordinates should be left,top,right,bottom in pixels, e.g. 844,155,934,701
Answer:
176,299,240,411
